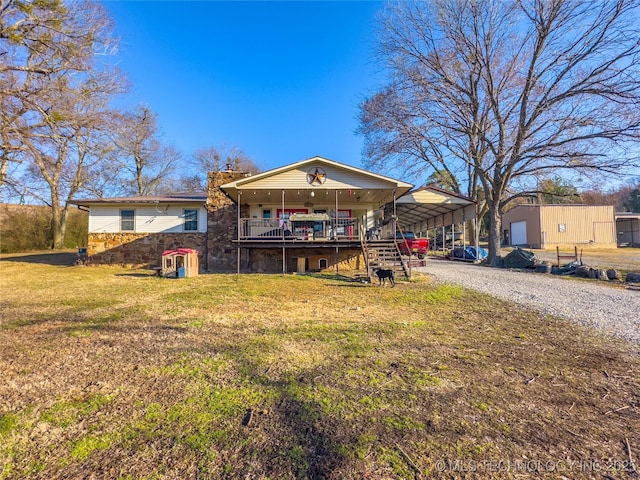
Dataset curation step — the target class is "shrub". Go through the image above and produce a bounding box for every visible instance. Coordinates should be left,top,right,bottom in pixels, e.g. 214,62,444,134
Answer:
0,204,87,252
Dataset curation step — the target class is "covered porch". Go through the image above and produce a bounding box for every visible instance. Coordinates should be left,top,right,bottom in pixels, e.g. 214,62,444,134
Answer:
218,157,477,274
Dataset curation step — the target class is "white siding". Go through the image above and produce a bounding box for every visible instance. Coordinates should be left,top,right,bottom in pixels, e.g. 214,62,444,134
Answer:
88,204,206,233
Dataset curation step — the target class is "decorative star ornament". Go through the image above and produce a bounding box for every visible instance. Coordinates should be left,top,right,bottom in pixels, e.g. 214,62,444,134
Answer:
307,167,327,185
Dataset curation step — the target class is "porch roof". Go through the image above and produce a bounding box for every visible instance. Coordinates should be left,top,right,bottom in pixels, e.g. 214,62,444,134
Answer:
220,156,413,207
391,186,477,230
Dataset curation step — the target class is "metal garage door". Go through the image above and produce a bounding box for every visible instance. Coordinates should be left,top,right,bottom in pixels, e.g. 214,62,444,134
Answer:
511,221,527,245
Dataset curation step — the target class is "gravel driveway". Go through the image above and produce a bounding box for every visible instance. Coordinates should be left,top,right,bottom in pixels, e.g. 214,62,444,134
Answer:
416,259,640,344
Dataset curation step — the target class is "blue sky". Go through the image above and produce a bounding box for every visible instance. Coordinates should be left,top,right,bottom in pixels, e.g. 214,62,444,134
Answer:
104,1,386,172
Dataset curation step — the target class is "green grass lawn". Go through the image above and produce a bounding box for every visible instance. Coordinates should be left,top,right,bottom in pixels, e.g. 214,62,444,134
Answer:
0,253,638,479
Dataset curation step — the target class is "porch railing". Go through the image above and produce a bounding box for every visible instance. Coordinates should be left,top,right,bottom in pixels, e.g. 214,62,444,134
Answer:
238,217,361,241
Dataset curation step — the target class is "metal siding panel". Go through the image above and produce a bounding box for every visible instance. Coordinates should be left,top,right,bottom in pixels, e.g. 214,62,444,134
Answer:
541,206,616,245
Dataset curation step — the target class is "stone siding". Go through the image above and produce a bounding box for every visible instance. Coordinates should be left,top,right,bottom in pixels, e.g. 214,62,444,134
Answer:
88,232,207,268
206,171,247,272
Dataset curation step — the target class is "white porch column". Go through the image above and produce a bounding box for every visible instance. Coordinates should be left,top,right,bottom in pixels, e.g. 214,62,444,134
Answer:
282,189,286,274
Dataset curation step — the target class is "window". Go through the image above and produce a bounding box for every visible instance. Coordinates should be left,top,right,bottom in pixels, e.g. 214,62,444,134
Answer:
120,209,134,231
262,209,271,219
184,209,198,231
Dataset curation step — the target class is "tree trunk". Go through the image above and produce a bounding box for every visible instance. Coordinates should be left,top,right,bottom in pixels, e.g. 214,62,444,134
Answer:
50,204,68,250
486,203,502,266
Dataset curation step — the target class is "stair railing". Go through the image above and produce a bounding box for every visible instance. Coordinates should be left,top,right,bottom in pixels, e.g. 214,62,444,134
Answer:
393,222,412,279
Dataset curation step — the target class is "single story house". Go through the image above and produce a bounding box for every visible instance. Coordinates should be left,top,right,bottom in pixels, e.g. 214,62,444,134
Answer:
70,192,209,266
501,204,617,249
71,156,477,276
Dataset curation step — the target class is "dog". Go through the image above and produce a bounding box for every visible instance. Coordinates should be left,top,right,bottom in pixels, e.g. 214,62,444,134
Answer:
374,268,395,287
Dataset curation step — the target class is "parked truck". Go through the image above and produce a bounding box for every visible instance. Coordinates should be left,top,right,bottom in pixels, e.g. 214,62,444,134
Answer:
396,231,429,259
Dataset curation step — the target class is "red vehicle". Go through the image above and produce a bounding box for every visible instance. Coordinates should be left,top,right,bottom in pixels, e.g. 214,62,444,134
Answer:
396,231,429,259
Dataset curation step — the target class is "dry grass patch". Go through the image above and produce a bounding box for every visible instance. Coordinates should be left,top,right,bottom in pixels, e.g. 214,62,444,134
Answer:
0,253,639,479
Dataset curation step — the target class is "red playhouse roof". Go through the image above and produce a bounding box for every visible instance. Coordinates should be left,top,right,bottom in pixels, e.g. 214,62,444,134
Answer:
162,249,198,256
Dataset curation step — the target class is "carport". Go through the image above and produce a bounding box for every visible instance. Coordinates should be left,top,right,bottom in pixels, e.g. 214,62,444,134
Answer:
615,212,640,247
385,186,478,253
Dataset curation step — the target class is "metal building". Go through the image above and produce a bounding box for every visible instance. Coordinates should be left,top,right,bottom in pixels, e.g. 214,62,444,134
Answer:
501,204,617,249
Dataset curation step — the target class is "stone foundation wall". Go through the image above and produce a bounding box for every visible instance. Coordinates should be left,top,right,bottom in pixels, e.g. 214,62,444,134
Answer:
88,232,207,268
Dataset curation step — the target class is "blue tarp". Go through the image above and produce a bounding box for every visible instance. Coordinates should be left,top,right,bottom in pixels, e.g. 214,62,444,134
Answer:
451,246,488,261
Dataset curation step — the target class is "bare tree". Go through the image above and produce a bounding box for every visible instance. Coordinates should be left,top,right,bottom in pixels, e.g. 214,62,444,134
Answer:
1,0,125,248
359,0,640,264
19,72,123,248
0,0,119,189
189,144,261,190
113,106,181,196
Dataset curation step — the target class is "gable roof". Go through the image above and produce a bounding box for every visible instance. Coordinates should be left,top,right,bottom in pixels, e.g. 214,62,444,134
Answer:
392,186,477,230
220,156,413,205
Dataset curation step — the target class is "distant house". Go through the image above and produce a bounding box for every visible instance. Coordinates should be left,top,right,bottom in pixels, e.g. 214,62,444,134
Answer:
71,156,477,274
501,204,617,249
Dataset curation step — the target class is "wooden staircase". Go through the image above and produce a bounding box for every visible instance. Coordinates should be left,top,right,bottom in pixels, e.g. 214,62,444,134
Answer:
362,239,411,282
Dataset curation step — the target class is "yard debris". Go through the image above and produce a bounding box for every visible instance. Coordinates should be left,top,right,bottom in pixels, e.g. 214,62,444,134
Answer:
625,437,637,473
525,374,540,384
242,409,254,427
502,247,539,269
604,405,630,415
449,246,488,261
535,262,553,273
395,442,424,477
626,272,640,283
607,269,621,280
551,260,582,275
